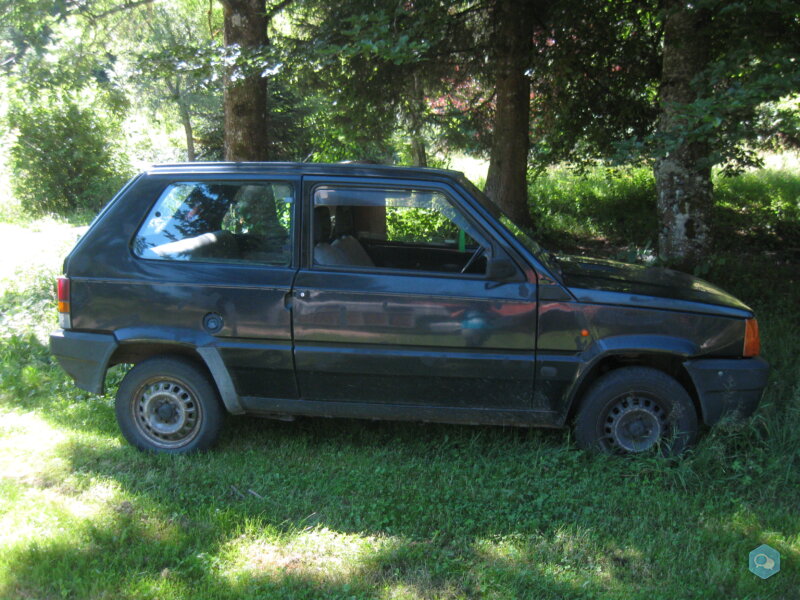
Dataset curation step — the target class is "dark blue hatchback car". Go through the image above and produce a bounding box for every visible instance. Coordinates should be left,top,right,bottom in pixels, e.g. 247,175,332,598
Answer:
50,162,769,455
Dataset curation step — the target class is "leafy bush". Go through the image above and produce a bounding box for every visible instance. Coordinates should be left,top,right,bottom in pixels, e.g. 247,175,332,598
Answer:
7,95,131,216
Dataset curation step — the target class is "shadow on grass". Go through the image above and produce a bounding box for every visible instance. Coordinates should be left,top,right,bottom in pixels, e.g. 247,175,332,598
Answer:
2,401,798,599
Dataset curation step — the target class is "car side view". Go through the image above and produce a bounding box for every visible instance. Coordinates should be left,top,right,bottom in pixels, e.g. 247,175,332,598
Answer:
50,162,769,455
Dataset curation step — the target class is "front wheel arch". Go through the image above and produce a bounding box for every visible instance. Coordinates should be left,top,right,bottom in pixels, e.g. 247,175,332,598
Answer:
564,353,701,425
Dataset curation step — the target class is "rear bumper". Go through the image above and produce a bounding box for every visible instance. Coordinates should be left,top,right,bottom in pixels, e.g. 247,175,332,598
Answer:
684,357,769,426
49,330,118,395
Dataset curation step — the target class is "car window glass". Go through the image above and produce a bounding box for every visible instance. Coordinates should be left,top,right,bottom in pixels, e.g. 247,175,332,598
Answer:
313,186,489,275
133,181,293,265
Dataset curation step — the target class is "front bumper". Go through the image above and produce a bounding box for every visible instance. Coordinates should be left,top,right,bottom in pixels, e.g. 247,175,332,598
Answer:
49,330,118,395
684,356,769,426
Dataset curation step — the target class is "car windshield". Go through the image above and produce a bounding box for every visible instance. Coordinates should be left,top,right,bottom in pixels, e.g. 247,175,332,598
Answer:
457,176,563,280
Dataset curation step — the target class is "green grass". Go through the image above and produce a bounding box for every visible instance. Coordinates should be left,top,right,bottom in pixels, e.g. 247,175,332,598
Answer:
528,165,658,250
1,167,799,599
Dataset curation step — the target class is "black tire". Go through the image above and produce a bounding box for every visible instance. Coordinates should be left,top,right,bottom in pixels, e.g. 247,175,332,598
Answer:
574,367,698,456
115,356,225,453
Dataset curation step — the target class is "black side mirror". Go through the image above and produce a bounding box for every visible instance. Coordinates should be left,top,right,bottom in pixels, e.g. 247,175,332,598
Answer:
487,256,519,282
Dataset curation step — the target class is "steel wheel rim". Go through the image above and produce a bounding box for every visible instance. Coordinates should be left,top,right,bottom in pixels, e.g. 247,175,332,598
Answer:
601,392,670,453
132,377,203,449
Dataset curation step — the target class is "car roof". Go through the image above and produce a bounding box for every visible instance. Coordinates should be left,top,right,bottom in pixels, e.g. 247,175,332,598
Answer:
145,161,466,183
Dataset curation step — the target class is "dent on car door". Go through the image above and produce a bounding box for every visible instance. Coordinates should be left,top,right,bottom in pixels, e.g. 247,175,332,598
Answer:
291,181,539,410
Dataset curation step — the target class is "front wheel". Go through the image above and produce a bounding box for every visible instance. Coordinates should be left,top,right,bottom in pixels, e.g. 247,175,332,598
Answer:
574,367,698,456
115,356,224,453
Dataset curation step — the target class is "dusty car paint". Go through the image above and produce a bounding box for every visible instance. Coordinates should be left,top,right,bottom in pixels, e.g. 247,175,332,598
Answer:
50,162,769,438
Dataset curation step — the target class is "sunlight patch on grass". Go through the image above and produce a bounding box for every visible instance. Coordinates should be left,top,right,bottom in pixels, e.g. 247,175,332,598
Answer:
0,222,82,281
0,410,65,481
221,527,383,583
0,409,126,545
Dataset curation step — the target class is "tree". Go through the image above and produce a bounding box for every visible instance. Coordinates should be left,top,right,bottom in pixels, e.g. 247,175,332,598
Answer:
289,0,474,164
483,0,536,226
217,0,293,161
503,0,798,263
651,0,800,264
1,0,137,215
218,0,268,161
653,0,712,264
128,1,224,161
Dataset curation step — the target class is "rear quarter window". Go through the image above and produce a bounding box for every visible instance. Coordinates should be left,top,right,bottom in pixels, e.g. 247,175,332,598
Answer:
133,181,293,265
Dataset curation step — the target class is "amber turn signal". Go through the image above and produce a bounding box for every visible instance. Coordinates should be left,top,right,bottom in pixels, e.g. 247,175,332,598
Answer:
743,318,760,357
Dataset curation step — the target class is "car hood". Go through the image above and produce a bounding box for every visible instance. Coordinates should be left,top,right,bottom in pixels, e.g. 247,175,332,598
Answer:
557,255,752,316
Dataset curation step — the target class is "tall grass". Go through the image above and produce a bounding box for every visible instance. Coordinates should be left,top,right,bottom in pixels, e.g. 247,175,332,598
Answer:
527,166,657,249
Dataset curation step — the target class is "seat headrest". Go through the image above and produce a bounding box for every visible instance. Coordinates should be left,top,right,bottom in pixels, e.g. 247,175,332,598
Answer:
314,206,332,243
332,205,355,237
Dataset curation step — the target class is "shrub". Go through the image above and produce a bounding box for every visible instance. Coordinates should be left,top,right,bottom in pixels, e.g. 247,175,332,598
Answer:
7,95,131,216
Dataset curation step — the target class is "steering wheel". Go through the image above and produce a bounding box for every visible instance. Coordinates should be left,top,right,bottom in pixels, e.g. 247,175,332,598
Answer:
460,246,485,274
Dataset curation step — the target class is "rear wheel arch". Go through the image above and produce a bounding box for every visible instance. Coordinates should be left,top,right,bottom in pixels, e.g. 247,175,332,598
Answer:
110,341,204,368
109,342,244,415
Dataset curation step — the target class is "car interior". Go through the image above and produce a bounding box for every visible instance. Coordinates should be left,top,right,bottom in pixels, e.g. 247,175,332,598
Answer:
313,201,488,275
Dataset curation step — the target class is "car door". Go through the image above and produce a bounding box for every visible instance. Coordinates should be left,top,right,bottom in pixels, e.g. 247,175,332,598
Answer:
291,177,538,409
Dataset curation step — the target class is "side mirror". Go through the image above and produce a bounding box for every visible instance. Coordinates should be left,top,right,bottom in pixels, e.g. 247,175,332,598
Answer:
487,256,519,282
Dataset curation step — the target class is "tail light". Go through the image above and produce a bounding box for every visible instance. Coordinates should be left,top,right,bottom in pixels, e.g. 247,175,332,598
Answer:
57,276,71,329
743,318,760,357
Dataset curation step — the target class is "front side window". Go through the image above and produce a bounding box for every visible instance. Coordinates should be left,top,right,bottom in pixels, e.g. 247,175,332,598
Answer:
312,186,489,275
133,181,293,265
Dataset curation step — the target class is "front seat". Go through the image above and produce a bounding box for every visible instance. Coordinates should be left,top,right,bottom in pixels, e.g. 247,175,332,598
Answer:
329,206,374,267
313,206,350,266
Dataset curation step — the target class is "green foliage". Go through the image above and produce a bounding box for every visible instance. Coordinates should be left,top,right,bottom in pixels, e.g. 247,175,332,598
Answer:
610,0,800,172
528,0,662,169
288,0,479,163
386,207,458,244
7,94,131,215
526,160,800,262
527,165,658,249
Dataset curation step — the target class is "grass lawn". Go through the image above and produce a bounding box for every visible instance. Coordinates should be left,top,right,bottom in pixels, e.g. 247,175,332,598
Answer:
0,166,798,599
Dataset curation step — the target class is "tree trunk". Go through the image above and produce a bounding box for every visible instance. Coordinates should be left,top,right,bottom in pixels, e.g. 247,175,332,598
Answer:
483,0,534,227
407,74,427,167
180,103,196,162
654,0,712,267
410,137,427,167
167,77,196,161
219,0,269,161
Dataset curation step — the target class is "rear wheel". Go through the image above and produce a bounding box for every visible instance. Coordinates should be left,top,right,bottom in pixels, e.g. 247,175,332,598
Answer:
115,356,224,453
574,367,698,456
